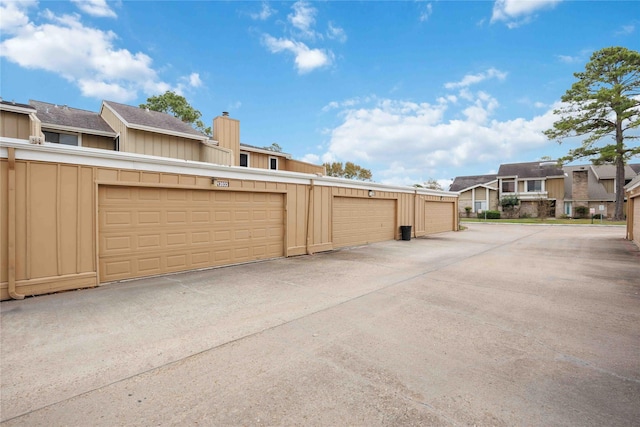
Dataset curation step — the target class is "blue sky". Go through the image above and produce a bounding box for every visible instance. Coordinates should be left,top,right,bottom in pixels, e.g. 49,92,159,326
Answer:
1,0,639,188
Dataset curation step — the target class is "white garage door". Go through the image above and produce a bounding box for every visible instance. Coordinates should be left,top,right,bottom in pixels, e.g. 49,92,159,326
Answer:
99,186,284,282
332,197,396,248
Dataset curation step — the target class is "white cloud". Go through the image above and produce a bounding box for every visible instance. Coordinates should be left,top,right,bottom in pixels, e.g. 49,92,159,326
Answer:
327,22,347,43
444,67,507,89
0,0,36,34
71,0,117,18
307,94,560,186
288,1,318,39
615,24,635,36
419,3,433,22
0,4,185,102
250,1,275,21
262,34,332,73
188,73,202,88
301,153,320,164
491,0,562,28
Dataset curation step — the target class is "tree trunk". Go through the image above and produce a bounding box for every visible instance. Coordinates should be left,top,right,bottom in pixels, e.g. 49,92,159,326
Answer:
614,119,625,221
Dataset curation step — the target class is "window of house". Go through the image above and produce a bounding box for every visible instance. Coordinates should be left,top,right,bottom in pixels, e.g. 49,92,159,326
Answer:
474,201,486,212
43,131,79,146
269,157,278,170
502,180,515,192
240,152,249,167
527,180,542,192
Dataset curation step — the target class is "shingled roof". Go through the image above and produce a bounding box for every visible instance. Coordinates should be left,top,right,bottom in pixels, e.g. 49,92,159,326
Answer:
590,164,638,180
1,99,35,111
497,161,564,179
449,174,497,192
102,101,207,140
30,100,116,136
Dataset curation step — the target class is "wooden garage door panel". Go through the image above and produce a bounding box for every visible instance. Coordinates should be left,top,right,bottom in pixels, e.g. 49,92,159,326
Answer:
424,201,454,235
333,197,396,248
634,199,640,245
99,187,284,282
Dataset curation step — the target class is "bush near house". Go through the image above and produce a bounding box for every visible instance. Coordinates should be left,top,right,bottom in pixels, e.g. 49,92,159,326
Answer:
484,210,501,219
574,206,589,219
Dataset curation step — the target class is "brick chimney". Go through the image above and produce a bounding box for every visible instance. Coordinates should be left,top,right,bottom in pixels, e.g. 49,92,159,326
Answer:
213,113,240,166
572,169,589,206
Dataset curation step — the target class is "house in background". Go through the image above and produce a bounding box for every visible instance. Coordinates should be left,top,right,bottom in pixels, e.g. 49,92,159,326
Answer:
2,98,325,175
449,174,498,216
451,160,640,219
563,164,640,218
496,161,566,217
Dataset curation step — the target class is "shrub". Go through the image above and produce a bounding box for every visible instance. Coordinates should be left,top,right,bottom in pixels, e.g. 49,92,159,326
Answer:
574,206,589,218
484,210,501,219
464,206,472,217
592,213,603,219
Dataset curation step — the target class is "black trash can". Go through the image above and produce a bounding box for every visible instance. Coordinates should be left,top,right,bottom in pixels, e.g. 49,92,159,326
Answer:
400,225,412,241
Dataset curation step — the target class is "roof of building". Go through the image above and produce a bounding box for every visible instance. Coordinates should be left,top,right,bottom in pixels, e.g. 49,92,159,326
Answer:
564,165,614,201
1,99,35,110
497,161,564,179
102,100,206,139
30,100,115,135
590,164,638,180
449,174,497,192
630,164,640,174
626,174,640,192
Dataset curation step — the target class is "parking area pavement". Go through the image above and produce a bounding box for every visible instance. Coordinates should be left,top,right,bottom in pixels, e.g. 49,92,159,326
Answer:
1,223,639,426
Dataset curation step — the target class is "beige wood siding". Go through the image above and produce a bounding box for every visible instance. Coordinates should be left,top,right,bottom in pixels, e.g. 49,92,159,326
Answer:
98,186,284,282
633,195,640,246
601,179,615,193
332,197,396,248
424,201,455,234
1,148,458,300
83,134,115,150
1,111,31,139
546,178,565,199
99,106,128,151
200,143,233,166
127,129,201,161
283,159,325,175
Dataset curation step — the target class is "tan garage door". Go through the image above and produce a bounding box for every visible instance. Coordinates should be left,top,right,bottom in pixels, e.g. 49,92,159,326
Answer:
333,197,396,248
634,198,640,246
424,201,454,235
98,186,284,283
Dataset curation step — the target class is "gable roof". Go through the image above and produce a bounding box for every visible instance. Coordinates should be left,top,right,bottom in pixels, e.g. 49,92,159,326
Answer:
30,100,116,137
497,161,564,179
630,164,640,174
449,174,497,192
591,164,639,180
102,100,207,141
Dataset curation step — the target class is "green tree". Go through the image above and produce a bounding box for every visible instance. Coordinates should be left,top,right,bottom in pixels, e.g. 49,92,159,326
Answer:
544,46,640,220
140,91,211,136
323,161,372,181
414,178,443,191
263,143,283,152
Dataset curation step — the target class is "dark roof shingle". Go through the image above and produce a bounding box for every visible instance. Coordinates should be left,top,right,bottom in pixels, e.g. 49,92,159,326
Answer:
30,100,115,134
449,174,497,192
497,161,564,178
103,101,206,139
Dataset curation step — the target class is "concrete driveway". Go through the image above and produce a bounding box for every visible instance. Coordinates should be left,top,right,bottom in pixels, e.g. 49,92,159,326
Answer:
1,223,639,426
